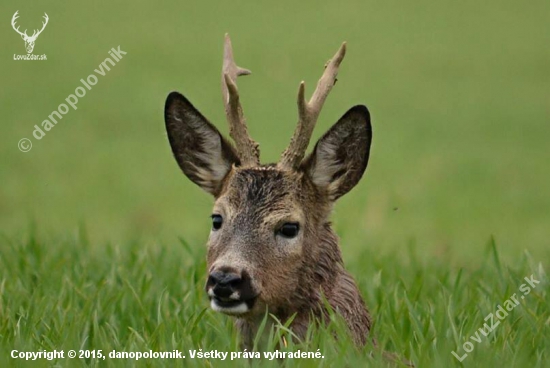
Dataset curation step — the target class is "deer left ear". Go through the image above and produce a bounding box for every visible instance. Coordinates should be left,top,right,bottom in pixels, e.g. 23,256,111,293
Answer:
164,92,240,196
301,105,372,201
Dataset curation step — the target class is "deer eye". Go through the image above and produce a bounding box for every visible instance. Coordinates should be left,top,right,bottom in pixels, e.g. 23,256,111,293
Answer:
278,223,300,238
211,215,223,230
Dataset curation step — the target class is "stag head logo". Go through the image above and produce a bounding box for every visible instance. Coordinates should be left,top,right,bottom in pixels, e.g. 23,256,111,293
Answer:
11,11,49,54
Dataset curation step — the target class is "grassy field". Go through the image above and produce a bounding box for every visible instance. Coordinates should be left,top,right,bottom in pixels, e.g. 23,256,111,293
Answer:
0,234,547,367
1,0,549,367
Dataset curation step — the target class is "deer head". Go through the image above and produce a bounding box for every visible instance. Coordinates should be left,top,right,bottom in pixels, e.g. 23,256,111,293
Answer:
11,11,49,54
164,35,372,344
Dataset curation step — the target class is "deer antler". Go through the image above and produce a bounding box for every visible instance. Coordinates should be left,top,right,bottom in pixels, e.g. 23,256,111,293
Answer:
222,34,260,167
279,43,347,170
11,12,49,40
11,11,28,38
30,13,49,40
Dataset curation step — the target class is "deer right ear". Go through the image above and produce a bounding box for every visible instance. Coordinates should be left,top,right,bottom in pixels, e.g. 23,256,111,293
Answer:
300,105,372,201
164,92,240,196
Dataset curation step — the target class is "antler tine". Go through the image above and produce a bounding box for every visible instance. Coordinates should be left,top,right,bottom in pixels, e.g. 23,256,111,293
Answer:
279,42,347,169
11,11,27,37
33,13,49,38
222,33,260,167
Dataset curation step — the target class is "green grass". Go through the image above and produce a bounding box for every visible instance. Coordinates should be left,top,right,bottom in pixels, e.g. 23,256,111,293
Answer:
1,0,550,366
0,234,548,367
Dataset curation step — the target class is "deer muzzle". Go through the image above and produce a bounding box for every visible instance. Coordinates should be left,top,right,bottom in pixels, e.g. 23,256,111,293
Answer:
206,267,258,316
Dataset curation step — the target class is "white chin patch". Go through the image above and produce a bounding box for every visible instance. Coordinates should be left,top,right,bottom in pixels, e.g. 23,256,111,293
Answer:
210,299,249,315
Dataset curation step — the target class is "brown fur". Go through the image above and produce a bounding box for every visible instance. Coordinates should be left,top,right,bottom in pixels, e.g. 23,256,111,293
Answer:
165,91,373,347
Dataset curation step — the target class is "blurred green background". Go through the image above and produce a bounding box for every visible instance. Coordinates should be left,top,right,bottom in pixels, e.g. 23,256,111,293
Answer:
1,0,549,264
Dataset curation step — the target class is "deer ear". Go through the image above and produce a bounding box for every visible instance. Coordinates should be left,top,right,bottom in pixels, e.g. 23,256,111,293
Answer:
301,105,372,201
164,92,240,196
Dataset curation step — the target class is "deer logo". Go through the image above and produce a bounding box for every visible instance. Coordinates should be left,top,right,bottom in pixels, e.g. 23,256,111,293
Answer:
164,35,373,348
11,11,49,54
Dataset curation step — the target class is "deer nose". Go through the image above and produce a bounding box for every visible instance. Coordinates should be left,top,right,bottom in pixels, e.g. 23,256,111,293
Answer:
207,270,243,298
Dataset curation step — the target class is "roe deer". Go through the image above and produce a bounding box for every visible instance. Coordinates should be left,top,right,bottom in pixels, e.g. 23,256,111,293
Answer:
164,34,372,347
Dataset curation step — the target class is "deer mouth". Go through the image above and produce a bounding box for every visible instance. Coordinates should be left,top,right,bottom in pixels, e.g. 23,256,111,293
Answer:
205,268,259,316
209,292,258,316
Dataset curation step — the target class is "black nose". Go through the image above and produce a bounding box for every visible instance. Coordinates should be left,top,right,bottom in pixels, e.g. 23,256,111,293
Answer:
207,270,243,298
